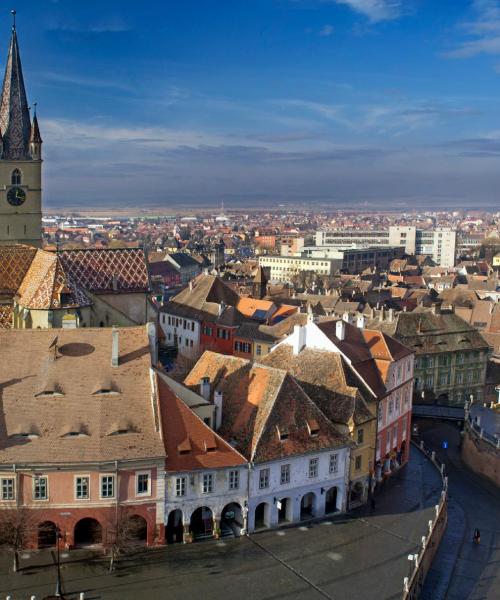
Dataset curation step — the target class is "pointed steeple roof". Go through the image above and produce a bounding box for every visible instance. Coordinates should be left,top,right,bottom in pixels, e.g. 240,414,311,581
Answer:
0,26,31,160
30,113,42,143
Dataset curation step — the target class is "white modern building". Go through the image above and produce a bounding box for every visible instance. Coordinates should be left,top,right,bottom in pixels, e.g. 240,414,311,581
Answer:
316,226,457,267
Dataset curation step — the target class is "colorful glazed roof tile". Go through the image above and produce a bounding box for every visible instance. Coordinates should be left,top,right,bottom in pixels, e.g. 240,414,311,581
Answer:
0,245,37,294
58,248,150,293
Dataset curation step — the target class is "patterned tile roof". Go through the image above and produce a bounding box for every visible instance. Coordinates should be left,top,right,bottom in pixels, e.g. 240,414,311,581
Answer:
0,305,13,328
16,250,89,309
58,248,150,293
0,245,37,294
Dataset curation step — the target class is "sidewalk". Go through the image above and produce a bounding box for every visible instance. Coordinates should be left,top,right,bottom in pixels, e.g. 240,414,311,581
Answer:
0,447,444,600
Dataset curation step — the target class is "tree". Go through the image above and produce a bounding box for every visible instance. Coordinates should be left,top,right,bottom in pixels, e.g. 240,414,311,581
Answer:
0,507,35,572
107,508,147,573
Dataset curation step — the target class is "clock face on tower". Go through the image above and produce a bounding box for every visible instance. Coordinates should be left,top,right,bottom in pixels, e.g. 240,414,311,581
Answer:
7,186,26,206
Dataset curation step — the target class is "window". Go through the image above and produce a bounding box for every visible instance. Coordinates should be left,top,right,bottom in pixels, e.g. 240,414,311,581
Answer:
280,464,290,485
101,475,115,498
256,345,262,356
1,477,14,500
11,169,21,185
75,476,89,500
425,375,433,388
329,454,338,474
378,404,384,425
456,372,463,384
357,429,364,444
33,476,48,500
229,470,239,490
217,328,229,340
234,341,251,353
355,455,362,471
388,399,393,416
203,326,213,336
175,477,186,497
136,472,150,495
259,468,270,489
202,473,213,494
309,457,318,478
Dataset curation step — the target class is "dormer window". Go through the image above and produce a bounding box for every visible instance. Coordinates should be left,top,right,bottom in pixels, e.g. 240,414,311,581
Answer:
307,419,320,437
107,420,137,436
11,169,21,185
276,425,289,441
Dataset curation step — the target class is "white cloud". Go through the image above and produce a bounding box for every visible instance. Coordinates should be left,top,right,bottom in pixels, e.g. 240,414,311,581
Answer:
319,24,335,36
445,0,500,58
333,0,402,23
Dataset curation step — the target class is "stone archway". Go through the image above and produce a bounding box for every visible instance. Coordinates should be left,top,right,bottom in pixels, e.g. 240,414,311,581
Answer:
126,515,147,544
74,518,102,547
190,506,213,540
166,509,184,544
300,492,316,520
254,502,271,529
325,487,339,513
221,502,243,537
278,497,293,524
38,521,57,548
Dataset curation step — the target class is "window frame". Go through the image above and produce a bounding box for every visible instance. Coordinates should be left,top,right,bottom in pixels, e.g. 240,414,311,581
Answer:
280,464,290,485
175,476,186,497
308,457,319,479
74,474,90,501
259,468,270,489
202,472,214,494
329,453,339,474
136,470,152,497
228,470,240,490
33,476,48,501
1,477,15,501
100,474,116,499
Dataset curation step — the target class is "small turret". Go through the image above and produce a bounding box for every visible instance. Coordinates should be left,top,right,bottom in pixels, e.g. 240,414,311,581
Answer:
29,108,42,160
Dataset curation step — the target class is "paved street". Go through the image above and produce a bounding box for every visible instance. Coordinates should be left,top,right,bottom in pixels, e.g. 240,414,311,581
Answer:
418,419,500,600
1,447,442,600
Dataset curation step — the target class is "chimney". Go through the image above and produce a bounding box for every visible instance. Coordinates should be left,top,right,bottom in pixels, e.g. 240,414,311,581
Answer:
388,308,395,322
336,319,346,341
342,311,350,323
111,327,119,367
292,324,306,355
189,280,193,292
112,274,118,292
431,303,440,315
214,389,223,430
379,306,385,322
218,301,225,316
200,376,210,401
356,314,365,329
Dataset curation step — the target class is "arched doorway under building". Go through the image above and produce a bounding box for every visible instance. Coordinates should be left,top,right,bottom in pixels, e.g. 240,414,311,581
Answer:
325,487,339,514
166,509,184,544
38,521,57,548
300,492,316,520
74,518,102,547
278,497,293,524
190,507,213,540
254,502,270,529
126,515,147,544
221,502,243,537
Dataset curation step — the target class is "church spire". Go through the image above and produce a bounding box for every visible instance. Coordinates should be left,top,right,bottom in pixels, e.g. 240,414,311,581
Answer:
0,13,32,160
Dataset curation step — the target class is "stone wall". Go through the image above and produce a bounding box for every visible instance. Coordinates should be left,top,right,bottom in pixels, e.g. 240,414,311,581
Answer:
461,424,500,487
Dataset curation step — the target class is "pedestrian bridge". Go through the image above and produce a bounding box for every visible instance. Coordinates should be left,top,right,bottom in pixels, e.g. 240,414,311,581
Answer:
412,404,465,421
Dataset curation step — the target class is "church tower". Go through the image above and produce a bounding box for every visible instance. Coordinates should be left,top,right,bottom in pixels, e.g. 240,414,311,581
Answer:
0,13,42,248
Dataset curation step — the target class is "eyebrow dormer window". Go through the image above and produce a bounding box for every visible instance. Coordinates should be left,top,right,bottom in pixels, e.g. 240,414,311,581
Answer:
11,169,21,185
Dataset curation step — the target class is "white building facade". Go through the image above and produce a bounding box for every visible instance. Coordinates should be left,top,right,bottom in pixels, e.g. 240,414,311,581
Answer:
247,448,349,531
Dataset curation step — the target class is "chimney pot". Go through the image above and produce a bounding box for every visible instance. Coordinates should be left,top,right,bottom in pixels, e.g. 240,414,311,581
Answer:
336,319,346,341
200,376,210,400
214,389,223,430
111,327,119,367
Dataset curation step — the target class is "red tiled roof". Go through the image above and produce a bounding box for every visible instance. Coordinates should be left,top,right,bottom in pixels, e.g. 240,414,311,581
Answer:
157,375,246,471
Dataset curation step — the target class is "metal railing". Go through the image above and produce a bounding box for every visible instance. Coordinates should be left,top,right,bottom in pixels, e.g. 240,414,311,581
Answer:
401,440,448,600
466,413,500,449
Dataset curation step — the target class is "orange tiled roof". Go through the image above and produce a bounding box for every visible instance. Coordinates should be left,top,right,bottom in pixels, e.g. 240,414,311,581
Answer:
237,297,275,318
157,376,246,471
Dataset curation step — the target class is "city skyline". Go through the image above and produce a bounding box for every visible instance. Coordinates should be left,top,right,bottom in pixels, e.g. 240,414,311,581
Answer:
12,0,500,207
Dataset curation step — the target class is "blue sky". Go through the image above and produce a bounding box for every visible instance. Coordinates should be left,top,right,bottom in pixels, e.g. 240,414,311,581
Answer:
11,0,500,208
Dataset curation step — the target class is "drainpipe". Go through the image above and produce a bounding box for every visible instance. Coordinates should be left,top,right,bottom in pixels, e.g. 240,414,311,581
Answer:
245,463,252,535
